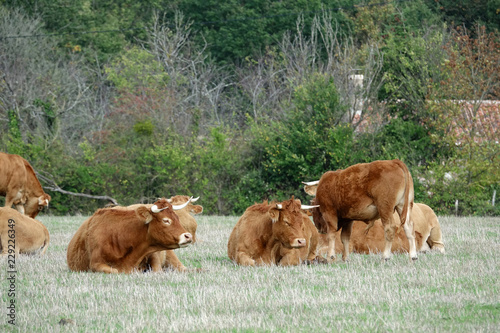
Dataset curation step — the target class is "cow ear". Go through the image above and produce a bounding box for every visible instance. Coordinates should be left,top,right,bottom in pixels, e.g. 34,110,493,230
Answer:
304,184,317,196
136,206,153,224
269,208,280,223
190,205,203,215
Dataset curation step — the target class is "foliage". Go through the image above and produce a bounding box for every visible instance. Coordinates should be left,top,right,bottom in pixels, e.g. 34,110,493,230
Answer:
105,46,168,91
248,73,357,202
380,24,447,120
165,0,354,64
0,4,498,216
415,162,500,216
425,26,499,201
424,0,500,32
355,117,446,166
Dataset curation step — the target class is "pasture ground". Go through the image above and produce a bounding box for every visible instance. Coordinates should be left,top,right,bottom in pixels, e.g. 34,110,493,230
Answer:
1,214,499,332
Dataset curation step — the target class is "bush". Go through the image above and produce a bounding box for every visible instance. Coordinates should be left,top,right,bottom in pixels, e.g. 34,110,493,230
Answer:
414,163,500,216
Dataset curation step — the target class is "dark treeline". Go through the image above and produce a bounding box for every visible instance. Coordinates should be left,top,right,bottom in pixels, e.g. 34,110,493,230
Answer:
0,0,498,215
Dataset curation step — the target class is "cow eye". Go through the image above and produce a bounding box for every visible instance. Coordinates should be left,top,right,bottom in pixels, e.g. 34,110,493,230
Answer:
162,218,172,225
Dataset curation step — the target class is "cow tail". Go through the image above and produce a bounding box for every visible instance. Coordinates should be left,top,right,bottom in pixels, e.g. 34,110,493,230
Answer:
398,160,413,226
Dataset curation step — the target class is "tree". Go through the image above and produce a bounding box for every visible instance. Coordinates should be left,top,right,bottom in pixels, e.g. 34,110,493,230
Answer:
424,25,500,214
0,7,107,157
424,0,500,32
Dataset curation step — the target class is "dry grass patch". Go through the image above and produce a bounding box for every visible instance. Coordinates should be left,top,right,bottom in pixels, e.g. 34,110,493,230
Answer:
1,215,499,332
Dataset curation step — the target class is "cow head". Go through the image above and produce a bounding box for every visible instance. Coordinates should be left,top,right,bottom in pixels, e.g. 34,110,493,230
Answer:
135,198,193,249
302,181,318,196
168,195,203,215
302,181,327,234
269,197,319,249
25,193,51,219
310,197,328,234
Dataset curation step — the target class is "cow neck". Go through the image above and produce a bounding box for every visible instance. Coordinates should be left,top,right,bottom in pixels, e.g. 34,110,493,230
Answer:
119,221,156,267
257,217,274,250
23,161,45,196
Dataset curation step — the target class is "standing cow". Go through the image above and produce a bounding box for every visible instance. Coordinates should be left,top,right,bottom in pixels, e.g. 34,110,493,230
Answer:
0,207,50,256
314,203,445,255
227,197,323,266
304,159,417,262
67,198,193,274
0,152,51,218
303,185,445,255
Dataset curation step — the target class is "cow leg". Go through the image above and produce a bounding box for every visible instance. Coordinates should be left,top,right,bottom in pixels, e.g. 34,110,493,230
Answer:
340,221,353,261
164,250,187,272
235,251,256,266
278,252,300,266
321,211,339,263
5,190,24,212
147,252,164,272
90,261,119,274
402,219,418,260
428,226,445,254
90,250,119,273
380,214,397,260
14,203,25,215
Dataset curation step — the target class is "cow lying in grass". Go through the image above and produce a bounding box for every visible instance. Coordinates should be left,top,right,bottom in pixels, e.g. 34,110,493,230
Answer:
228,197,325,266
0,207,50,256
66,198,192,274
139,196,203,272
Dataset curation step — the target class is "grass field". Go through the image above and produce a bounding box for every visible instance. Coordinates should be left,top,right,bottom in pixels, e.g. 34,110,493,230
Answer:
2,214,499,332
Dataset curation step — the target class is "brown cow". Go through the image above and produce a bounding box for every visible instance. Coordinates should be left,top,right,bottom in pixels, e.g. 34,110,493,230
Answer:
227,197,323,266
139,196,203,272
66,198,193,274
303,186,445,255
0,152,51,218
305,159,417,262
313,203,445,255
0,207,50,256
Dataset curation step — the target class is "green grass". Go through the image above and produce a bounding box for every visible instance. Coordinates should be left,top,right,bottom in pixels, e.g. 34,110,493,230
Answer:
1,215,499,332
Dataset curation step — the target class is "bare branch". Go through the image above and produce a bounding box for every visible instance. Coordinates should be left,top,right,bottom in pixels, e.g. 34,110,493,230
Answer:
36,171,118,206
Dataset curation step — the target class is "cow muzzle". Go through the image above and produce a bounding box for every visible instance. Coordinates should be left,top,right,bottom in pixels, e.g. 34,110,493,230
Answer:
178,233,193,247
290,238,307,248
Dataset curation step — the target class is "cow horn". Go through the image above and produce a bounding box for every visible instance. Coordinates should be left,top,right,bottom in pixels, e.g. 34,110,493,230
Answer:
191,197,200,203
302,180,320,186
276,204,283,210
301,204,320,210
172,196,193,210
151,205,168,213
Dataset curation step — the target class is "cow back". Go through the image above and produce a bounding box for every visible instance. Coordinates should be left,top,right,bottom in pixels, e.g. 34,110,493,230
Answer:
0,207,50,255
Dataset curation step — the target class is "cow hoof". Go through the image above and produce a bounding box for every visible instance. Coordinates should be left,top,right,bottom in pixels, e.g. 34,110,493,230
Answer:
326,256,336,264
383,257,391,262
411,257,418,261
311,257,329,265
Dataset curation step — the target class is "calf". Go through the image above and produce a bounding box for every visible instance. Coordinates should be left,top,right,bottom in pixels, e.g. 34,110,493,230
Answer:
0,207,50,256
227,197,322,266
66,198,192,274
